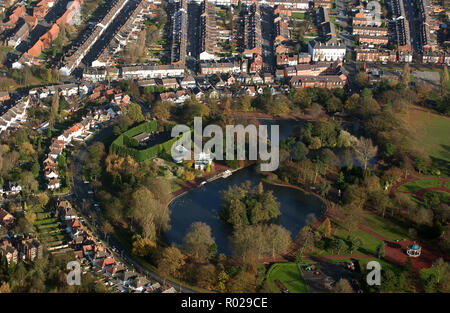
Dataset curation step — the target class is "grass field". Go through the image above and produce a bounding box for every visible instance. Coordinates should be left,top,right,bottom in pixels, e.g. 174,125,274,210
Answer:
422,190,450,203
291,12,305,19
409,106,450,176
265,263,308,293
363,214,411,241
397,179,442,193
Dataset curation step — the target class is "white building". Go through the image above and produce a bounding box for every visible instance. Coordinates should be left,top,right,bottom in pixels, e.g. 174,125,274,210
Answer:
308,40,346,62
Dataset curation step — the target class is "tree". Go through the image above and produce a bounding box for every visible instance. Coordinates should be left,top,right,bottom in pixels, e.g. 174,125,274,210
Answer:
332,238,347,255
157,246,186,280
355,137,378,170
293,141,308,161
50,92,59,125
127,102,144,123
402,63,410,87
324,217,331,238
376,242,385,258
334,278,354,293
294,250,303,263
182,222,216,263
442,64,449,96
131,235,156,257
0,282,11,293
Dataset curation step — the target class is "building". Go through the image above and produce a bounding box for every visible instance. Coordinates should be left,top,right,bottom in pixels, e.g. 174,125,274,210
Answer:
171,0,188,65
14,235,43,261
199,0,217,61
242,3,262,57
0,208,14,227
199,61,240,75
356,49,397,62
0,240,18,265
121,64,184,79
308,39,346,62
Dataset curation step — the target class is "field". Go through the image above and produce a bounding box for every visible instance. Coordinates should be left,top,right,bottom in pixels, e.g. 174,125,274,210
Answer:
291,12,305,20
397,179,442,193
265,263,308,293
363,214,412,241
408,106,450,176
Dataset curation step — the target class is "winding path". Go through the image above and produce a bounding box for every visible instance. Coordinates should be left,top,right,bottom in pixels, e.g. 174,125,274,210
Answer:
389,175,450,202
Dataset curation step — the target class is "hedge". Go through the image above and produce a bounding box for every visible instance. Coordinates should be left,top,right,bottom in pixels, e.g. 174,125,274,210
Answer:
110,121,190,162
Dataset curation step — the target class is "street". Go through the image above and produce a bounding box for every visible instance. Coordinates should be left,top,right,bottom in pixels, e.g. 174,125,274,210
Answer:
69,125,197,293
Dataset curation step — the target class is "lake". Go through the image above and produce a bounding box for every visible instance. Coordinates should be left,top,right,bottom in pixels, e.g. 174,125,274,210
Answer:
163,119,326,255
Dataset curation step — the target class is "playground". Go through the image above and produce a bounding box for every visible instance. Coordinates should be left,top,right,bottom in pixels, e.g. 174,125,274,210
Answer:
300,262,361,293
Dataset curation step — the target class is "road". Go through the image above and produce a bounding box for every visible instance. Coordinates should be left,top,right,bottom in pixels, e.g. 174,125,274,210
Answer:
69,125,197,293
81,0,141,67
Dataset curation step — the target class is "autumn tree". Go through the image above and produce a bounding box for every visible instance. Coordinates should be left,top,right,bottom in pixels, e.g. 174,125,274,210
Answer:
324,217,331,237
402,63,410,87
441,64,449,96
157,246,186,280
131,235,156,257
182,222,217,263
50,92,59,125
126,102,145,123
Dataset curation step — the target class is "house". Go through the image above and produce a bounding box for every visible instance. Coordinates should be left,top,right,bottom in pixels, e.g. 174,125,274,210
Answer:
0,91,10,102
130,276,151,291
1,182,22,196
45,169,59,180
146,282,162,293
161,78,179,90
180,75,196,89
57,201,76,221
0,208,14,227
118,271,138,286
14,235,43,261
0,240,18,265
263,73,274,84
47,178,61,190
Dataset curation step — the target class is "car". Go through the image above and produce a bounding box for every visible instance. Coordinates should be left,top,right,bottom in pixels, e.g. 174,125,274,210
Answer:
88,190,94,194
84,181,89,184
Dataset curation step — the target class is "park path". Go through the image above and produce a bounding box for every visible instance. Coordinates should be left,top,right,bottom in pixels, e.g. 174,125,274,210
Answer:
389,175,450,203
389,175,450,197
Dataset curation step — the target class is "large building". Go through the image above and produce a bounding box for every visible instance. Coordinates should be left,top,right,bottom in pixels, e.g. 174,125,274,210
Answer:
242,3,262,57
308,39,346,62
171,0,188,65
199,0,217,61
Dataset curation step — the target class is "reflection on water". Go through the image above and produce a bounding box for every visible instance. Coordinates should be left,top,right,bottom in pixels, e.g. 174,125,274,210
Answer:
164,166,326,255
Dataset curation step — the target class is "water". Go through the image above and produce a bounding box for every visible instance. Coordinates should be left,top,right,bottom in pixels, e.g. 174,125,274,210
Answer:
164,166,326,255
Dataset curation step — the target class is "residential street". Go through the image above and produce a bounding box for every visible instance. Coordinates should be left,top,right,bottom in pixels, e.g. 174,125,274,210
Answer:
69,125,197,293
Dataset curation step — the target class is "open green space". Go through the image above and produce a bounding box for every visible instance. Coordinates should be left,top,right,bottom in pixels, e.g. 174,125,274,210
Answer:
409,108,450,176
363,214,411,241
397,179,442,193
265,262,308,293
291,12,305,20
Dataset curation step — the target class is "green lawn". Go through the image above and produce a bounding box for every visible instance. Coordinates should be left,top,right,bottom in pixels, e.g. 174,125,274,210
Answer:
363,214,412,241
422,190,450,203
265,262,308,293
291,12,305,20
409,107,450,176
397,179,442,193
